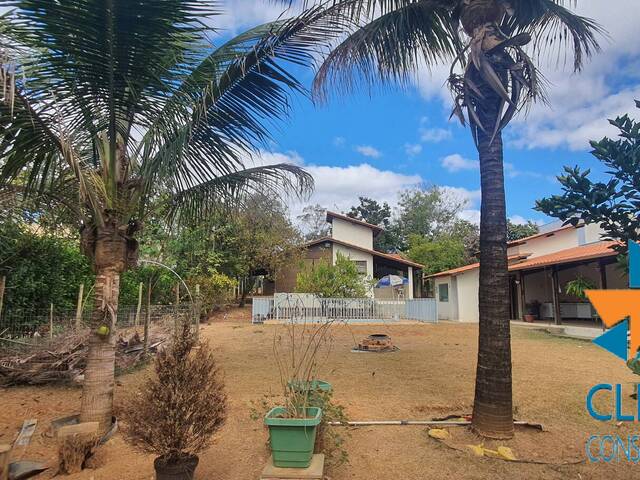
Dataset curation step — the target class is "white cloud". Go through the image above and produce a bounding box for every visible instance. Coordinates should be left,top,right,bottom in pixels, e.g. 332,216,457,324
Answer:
509,215,544,226
355,145,383,158
333,136,346,147
404,143,423,156
420,127,452,143
441,154,479,172
215,0,293,33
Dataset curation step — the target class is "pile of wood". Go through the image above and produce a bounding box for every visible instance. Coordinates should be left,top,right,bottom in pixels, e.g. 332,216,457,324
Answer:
0,327,168,386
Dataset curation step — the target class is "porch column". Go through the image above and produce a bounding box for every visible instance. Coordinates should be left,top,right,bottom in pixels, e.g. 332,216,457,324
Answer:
598,259,608,289
407,266,414,300
518,271,526,320
550,266,562,325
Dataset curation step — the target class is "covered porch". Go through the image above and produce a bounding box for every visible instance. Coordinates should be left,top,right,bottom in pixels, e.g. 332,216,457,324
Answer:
508,241,625,325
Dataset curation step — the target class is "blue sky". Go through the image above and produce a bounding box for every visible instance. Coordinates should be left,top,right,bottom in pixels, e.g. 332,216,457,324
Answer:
213,0,640,227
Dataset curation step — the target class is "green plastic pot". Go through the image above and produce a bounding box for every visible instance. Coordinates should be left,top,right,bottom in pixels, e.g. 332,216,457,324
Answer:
264,407,322,468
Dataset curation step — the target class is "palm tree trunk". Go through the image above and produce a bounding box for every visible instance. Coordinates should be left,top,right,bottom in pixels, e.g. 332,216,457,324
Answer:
471,80,514,439
80,223,126,433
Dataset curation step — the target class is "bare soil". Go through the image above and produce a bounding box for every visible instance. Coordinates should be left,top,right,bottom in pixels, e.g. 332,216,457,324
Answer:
1,307,638,479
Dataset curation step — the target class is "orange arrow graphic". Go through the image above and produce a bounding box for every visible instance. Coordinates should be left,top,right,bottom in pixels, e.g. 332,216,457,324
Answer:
586,290,640,357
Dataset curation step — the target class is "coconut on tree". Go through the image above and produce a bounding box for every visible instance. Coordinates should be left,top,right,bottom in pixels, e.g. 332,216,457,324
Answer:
313,0,602,438
0,1,344,432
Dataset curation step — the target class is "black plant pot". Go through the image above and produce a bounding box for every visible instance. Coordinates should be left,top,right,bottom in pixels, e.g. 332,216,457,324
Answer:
154,454,199,480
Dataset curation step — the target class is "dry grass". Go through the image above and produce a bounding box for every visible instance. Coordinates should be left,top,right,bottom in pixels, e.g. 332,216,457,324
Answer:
0,307,638,479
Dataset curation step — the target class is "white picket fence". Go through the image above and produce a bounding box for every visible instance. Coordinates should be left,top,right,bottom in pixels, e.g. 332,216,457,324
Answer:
251,294,437,324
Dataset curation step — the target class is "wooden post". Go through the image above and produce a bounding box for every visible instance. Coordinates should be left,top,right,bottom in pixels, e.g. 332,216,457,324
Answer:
551,267,562,325
49,303,54,339
0,276,5,321
143,281,151,356
598,259,608,289
175,283,180,306
195,283,201,341
75,283,84,330
518,271,526,320
0,444,10,480
134,282,143,328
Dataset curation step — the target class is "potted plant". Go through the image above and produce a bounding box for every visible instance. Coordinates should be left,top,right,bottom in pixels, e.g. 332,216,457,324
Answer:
565,276,597,300
524,300,540,322
265,307,334,468
123,322,226,480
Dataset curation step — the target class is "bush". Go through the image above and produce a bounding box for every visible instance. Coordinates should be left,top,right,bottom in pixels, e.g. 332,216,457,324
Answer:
295,253,367,298
122,322,227,464
187,271,237,313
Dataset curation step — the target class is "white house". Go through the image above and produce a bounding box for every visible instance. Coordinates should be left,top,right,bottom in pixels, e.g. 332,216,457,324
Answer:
427,221,626,323
269,211,423,299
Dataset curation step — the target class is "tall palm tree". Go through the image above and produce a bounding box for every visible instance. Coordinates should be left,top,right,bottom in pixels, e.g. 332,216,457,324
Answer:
0,1,345,432
313,0,603,438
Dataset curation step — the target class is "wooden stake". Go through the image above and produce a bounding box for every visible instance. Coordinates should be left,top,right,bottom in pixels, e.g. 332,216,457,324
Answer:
0,444,10,480
75,283,84,330
134,282,143,328
49,304,54,339
0,276,5,321
195,283,201,341
143,281,151,356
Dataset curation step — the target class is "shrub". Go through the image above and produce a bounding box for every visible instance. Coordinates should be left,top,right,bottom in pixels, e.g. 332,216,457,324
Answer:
295,252,367,298
122,322,226,464
188,271,237,313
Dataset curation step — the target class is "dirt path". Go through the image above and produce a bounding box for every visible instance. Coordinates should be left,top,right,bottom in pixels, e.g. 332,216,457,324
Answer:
1,308,637,479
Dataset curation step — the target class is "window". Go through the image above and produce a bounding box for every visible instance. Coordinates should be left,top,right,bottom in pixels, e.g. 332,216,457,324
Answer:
438,283,449,302
353,261,368,275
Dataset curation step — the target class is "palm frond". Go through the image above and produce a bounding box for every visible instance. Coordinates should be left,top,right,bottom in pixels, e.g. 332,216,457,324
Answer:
166,163,314,226
503,0,604,71
138,4,349,199
313,1,461,102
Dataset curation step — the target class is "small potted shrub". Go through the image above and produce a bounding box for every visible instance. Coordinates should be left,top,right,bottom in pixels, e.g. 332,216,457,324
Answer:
524,300,540,322
265,311,334,468
123,321,226,480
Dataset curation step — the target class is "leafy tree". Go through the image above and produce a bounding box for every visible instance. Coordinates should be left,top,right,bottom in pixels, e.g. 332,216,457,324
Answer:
395,186,466,248
347,196,398,251
0,2,341,430
297,204,331,240
537,102,640,256
507,220,539,242
296,252,367,298
406,235,466,277
314,0,602,438
0,220,93,312
449,219,480,263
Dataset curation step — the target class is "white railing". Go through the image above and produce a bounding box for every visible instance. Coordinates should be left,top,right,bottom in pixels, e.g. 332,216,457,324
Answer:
251,294,437,324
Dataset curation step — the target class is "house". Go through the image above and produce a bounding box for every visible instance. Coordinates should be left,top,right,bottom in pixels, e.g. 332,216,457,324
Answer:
265,211,424,299
427,221,626,323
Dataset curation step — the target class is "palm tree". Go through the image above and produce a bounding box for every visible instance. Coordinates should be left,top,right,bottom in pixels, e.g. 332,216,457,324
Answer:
313,0,602,438
0,1,344,433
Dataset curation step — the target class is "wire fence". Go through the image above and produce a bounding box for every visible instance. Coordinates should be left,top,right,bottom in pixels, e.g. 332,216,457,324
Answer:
0,304,196,385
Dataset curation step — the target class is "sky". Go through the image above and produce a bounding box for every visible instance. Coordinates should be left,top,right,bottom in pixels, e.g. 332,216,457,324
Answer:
213,0,640,227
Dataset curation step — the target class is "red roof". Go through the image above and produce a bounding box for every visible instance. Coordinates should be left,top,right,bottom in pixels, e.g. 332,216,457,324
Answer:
427,253,531,278
509,241,619,271
326,211,383,234
305,237,423,269
428,241,619,278
507,224,577,246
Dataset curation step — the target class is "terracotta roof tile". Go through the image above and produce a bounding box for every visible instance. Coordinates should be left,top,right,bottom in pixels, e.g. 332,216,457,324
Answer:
509,241,619,271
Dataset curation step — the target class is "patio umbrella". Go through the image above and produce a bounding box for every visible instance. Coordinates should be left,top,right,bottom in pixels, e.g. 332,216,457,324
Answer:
375,274,408,288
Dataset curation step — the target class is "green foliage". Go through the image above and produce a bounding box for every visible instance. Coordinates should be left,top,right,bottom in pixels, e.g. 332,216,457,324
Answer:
119,266,176,306
0,221,93,311
565,276,597,299
187,272,237,313
347,196,398,252
405,234,466,276
297,204,330,241
537,102,640,256
296,252,367,298
507,220,539,242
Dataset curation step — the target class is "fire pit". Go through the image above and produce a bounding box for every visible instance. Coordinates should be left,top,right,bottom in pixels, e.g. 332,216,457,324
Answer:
354,334,396,352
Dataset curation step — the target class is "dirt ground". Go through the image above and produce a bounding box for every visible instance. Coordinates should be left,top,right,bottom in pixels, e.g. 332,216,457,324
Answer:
1,307,638,479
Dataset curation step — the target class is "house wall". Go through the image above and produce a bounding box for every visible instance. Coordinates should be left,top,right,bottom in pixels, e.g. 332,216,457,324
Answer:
507,224,607,259
456,269,479,323
331,217,374,250
274,243,332,293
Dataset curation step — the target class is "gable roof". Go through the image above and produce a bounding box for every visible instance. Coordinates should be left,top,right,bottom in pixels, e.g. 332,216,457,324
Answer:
305,236,423,269
507,223,578,246
426,253,531,278
326,211,384,235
